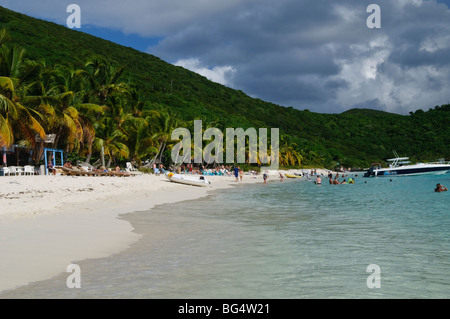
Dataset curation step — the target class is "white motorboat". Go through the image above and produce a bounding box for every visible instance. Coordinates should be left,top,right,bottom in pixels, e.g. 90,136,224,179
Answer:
165,172,211,187
364,151,450,177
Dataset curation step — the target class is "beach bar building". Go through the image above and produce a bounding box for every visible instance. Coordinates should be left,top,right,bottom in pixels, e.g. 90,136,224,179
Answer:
1,145,36,176
0,145,64,176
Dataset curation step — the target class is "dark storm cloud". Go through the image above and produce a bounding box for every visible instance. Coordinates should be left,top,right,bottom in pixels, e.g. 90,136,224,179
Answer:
148,0,450,113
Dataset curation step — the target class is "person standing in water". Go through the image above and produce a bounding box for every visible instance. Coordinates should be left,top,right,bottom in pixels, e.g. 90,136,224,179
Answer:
234,166,239,182
263,170,268,184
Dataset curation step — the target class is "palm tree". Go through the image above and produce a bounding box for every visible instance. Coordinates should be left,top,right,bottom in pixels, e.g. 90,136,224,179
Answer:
120,93,161,165
77,58,128,105
0,29,9,47
0,77,46,150
0,40,46,150
21,67,105,164
93,116,129,168
149,109,182,165
279,136,303,167
126,116,160,165
50,63,108,162
0,43,42,87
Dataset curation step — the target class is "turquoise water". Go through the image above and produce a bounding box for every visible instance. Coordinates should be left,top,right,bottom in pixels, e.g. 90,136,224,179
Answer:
2,173,450,298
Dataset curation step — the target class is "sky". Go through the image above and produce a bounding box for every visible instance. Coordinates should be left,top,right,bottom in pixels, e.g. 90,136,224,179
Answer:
2,0,450,114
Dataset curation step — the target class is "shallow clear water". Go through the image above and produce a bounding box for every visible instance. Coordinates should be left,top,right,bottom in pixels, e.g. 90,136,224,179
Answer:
2,173,450,298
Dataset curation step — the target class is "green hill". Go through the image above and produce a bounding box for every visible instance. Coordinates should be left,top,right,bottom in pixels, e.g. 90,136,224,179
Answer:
1,6,450,169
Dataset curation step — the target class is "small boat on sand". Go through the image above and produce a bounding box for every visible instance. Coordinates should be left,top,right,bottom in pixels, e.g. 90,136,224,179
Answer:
165,172,210,187
285,173,301,178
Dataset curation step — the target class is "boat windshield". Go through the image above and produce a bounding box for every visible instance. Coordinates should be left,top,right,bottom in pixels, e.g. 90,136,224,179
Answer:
386,156,409,167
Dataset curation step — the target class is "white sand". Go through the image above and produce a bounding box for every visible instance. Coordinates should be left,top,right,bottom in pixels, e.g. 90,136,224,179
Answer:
0,168,330,293
0,172,256,293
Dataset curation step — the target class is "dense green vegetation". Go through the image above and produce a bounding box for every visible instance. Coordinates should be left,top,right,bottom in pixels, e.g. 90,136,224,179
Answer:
1,6,450,170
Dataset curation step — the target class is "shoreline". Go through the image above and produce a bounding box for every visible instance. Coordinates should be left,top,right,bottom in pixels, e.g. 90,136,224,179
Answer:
0,168,329,294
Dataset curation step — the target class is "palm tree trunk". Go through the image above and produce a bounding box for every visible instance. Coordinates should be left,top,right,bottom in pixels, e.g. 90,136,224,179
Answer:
101,145,105,168
85,152,92,164
158,141,166,163
153,141,164,164
33,141,44,165
52,126,64,150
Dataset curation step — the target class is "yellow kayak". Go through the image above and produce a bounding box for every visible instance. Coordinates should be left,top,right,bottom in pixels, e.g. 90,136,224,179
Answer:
285,173,301,178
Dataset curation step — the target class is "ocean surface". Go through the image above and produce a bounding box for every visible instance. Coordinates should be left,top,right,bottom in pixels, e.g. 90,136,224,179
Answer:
2,173,450,298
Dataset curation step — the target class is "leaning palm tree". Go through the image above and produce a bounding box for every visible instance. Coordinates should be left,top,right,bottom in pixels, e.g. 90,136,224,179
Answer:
279,136,303,167
0,35,46,150
149,109,182,165
0,76,45,150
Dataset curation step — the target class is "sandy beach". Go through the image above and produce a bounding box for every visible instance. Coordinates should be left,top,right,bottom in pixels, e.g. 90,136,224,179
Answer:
0,169,280,293
0,168,331,294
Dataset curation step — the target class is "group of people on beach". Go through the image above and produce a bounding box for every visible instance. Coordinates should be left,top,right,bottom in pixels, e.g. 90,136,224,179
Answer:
173,164,262,180
152,163,166,176
233,166,245,182
177,164,239,176
48,160,132,176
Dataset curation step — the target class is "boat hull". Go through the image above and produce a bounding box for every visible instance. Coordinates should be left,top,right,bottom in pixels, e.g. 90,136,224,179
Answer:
165,172,210,187
364,165,450,177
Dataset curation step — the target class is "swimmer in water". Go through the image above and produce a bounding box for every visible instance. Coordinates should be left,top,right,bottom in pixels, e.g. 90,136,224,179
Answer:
435,183,448,192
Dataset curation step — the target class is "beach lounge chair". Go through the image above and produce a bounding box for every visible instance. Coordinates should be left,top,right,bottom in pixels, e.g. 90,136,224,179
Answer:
60,166,90,176
74,166,97,176
126,162,141,175
24,165,35,175
78,163,94,172
126,162,137,171
60,167,81,176
92,167,120,177
2,167,10,176
8,166,17,176
116,169,132,177
106,166,131,177
100,169,117,177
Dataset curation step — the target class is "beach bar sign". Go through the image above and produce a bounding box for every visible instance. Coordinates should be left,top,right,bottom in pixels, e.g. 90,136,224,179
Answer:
171,120,279,170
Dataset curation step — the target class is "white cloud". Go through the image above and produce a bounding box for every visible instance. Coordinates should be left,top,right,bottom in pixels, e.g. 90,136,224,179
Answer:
174,58,236,86
336,53,450,113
